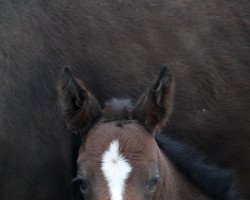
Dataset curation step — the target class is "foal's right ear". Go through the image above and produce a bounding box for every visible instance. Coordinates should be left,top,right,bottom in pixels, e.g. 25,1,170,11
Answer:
58,67,101,129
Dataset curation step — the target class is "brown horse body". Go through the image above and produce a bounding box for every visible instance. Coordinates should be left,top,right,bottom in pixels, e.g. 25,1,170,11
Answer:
0,1,249,199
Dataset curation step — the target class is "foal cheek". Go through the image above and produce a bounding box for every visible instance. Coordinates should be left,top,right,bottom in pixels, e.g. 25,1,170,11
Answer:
95,193,110,200
124,184,146,200
124,193,144,200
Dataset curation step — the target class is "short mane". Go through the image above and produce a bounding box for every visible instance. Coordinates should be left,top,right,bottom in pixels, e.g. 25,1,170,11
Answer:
102,98,135,123
155,133,238,200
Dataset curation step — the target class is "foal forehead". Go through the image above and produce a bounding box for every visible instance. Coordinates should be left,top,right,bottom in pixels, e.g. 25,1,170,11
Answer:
87,122,152,145
82,122,155,158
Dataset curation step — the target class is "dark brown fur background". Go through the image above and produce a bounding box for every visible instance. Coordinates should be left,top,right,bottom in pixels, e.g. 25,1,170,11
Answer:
0,0,249,199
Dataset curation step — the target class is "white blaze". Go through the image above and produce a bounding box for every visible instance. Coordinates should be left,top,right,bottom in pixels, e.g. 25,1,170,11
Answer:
101,140,132,200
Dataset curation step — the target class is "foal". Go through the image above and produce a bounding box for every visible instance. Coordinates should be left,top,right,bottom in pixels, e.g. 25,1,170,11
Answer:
58,66,236,200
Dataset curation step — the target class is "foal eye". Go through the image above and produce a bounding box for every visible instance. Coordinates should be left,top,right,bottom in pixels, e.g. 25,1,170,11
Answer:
79,179,89,193
148,177,159,191
72,177,90,193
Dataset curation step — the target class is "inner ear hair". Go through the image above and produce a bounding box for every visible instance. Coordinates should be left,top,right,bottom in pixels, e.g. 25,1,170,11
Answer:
58,66,102,130
133,66,174,132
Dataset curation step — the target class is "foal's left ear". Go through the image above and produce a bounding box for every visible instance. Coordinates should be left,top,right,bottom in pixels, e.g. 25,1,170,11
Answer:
58,67,101,129
133,66,174,132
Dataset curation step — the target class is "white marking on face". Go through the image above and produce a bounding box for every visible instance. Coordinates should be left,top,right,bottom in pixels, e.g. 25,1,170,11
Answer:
101,140,132,200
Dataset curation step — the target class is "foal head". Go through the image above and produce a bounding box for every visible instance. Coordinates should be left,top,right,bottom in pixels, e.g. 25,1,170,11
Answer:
58,66,174,200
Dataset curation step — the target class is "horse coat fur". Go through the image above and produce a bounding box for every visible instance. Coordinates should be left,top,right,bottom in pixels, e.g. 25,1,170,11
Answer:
0,0,249,199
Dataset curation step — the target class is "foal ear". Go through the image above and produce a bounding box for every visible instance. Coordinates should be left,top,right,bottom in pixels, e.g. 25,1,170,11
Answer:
134,66,174,132
58,67,101,129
